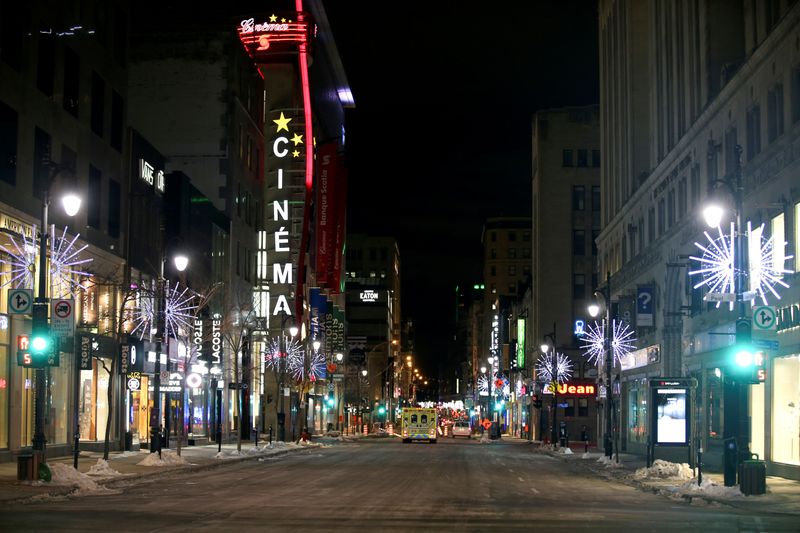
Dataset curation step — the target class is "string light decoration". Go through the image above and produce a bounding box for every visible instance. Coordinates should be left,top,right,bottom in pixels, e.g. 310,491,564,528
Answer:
477,374,489,396
0,225,92,295
536,351,573,384
581,320,637,366
689,221,792,308
263,335,304,372
131,280,198,341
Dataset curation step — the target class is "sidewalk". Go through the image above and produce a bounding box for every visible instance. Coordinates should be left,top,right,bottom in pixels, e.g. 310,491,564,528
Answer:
518,439,800,516
0,439,327,505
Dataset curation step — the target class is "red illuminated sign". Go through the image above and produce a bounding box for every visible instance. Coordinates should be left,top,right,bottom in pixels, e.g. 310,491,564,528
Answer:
17,335,29,351
237,14,312,59
544,382,596,395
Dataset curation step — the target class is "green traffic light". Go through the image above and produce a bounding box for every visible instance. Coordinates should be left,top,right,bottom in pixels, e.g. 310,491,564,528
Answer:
378,406,386,414
31,336,48,353
734,348,754,367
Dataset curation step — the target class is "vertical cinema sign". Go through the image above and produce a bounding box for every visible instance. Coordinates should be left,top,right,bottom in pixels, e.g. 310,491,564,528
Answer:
269,112,297,319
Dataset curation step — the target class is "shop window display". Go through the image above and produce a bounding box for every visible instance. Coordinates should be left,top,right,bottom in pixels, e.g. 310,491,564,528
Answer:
707,369,724,439
773,354,800,465
79,357,111,441
627,386,646,444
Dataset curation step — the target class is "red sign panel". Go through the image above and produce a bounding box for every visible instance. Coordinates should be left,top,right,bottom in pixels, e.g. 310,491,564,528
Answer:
17,335,29,351
237,14,313,59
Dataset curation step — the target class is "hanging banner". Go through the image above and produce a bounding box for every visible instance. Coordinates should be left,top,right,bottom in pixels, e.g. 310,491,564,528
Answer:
309,288,327,341
315,144,338,287
516,318,525,369
636,286,654,327
328,160,348,294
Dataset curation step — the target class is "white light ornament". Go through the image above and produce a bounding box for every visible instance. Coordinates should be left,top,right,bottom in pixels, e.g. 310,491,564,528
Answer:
689,221,792,308
581,320,636,366
263,335,304,372
477,374,489,396
0,225,92,296
131,280,199,341
536,351,573,384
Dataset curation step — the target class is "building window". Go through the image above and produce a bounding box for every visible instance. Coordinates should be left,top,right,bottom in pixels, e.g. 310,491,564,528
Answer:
577,149,588,167
33,127,51,200
523,265,531,276
637,217,644,253
573,274,585,300
678,178,687,220
746,105,761,161
522,231,531,242
573,186,585,210
63,46,80,117
648,208,656,243
522,247,531,258
88,165,102,229
508,265,516,275
108,179,120,238
657,198,666,236
592,149,600,167
36,35,55,97
0,101,17,185
508,248,517,259
578,398,589,417
0,6,24,71
724,128,738,176
111,91,123,151
767,83,784,143
507,284,516,295
91,72,105,137
509,231,517,242
491,231,496,242
564,399,575,417
591,186,601,212
573,230,585,255
491,248,496,259
562,149,573,167
490,266,496,277
667,189,675,228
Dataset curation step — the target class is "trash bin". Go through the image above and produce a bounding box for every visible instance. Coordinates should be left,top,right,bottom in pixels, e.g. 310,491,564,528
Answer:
723,437,738,487
124,431,133,451
740,456,766,495
16,454,35,481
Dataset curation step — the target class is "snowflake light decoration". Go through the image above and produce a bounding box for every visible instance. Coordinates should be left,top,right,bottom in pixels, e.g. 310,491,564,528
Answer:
0,226,36,290
746,222,792,306
536,351,573,384
581,320,637,366
477,374,489,396
306,350,326,381
0,225,92,295
49,225,92,297
264,335,304,372
689,221,792,309
131,280,198,341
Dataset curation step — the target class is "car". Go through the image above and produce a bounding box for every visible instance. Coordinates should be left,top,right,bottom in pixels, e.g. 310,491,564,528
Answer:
451,420,471,438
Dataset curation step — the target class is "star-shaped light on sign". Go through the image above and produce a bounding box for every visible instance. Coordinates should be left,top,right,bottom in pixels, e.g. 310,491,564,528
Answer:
273,112,292,132
292,150,300,158
269,14,277,22
291,133,304,146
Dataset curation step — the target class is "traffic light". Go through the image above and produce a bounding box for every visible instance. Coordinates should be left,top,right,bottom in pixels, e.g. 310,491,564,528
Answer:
326,395,335,408
30,303,52,367
730,318,758,384
378,405,386,415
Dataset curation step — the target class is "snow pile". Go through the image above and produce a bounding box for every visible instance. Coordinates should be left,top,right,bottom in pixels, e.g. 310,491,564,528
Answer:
110,451,142,460
561,447,574,455
581,453,592,459
86,459,124,478
633,460,693,481
325,430,341,438
596,455,624,468
479,433,491,444
673,477,746,500
136,450,188,467
49,463,101,491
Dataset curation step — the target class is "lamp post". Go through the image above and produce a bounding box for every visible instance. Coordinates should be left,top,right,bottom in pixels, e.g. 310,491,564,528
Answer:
277,322,298,442
149,254,189,456
702,143,752,476
588,272,613,458
335,351,343,431
33,165,81,464
540,324,557,447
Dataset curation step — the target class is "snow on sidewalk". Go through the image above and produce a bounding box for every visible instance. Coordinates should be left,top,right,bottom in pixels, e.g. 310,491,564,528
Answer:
86,458,128,478
633,459,693,481
137,449,189,467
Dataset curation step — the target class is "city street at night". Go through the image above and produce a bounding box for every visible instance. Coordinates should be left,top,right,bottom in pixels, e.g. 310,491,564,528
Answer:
2,438,798,532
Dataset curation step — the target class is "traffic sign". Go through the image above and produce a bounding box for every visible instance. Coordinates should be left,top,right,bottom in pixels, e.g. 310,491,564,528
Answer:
754,339,779,351
753,306,777,331
51,299,75,338
8,289,33,314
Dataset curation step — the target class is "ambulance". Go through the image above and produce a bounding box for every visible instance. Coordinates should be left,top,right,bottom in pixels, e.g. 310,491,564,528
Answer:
401,407,437,443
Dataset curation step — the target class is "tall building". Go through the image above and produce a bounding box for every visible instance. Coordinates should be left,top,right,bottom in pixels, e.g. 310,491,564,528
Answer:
531,106,601,443
344,235,401,423
598,0,800,478
0,0,131,460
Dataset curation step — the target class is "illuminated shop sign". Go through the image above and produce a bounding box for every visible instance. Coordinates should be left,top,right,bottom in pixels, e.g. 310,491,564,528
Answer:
359,290,379,302
237,13,312,58
138,159,165,193
543,382,596,395
620,344,660,371
211,314,222,365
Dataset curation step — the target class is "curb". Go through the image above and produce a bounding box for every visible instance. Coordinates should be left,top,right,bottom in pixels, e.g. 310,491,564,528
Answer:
4,445,318,506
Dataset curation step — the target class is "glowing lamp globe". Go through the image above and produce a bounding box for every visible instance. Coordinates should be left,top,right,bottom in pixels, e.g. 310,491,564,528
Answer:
587,303,601,318
703,204,725,228
173,254,189,272
62,193,82,217
289,326,299,337
540,343,550,353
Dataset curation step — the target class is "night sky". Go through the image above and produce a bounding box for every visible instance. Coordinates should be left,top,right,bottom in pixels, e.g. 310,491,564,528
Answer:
325,3,599,375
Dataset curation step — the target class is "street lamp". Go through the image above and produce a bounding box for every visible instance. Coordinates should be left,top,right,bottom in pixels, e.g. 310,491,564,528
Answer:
32,165,81,465
173,254,189,273
588,273,613,458
541,325,558,448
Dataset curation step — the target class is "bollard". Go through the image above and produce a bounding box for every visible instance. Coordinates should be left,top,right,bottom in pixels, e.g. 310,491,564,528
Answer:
269,425,273,445
253,427,259,448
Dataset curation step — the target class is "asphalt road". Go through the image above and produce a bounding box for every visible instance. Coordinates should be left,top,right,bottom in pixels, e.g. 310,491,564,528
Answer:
1,438,796,532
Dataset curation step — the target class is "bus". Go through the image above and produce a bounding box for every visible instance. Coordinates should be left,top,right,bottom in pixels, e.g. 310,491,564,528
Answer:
401,408,437,443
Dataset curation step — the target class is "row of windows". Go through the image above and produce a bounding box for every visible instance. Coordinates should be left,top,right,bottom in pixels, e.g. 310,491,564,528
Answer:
489,264,531,277
572,185,601,212
348,247,390,262
572,272,599,301
489,248,531,259
348,271,387,279
563,149,600,168
573,230,599,256
489,230,531,243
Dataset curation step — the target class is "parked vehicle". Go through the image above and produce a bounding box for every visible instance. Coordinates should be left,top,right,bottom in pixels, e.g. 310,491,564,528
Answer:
451,420,471,438
401,408,437,443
